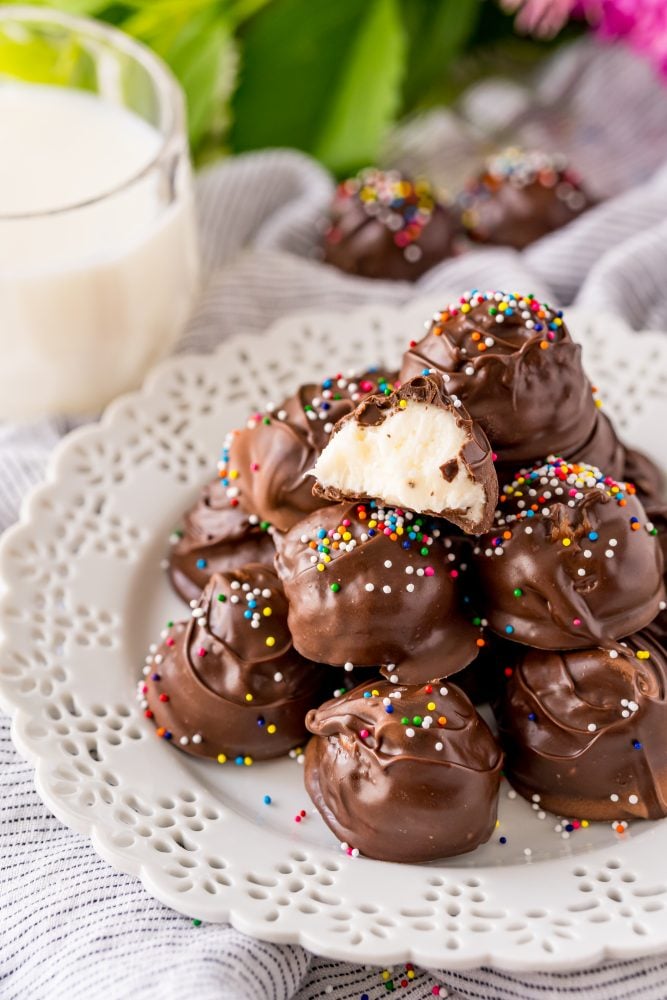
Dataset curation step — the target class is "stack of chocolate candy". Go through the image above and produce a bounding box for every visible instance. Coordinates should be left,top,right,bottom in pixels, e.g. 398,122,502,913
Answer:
140,290,665,863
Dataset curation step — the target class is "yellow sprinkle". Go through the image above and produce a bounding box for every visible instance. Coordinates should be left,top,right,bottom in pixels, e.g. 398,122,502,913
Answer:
265,636,276,647
371,689,379,696
595,398,603,408
399,399,407,409
562,538,571,547
316,563,325,572
267,724,277,734
368,520,377,528
427,701,436,711
244,756,253,766
217,753,227,764
495,819,500,828
263,607,272,617
229,469,239,479
407,971,415,979
636,650,650,660
581,820,589,828
323,554,331,562
460,303,471,313
245,693,253,702
382,971,390,981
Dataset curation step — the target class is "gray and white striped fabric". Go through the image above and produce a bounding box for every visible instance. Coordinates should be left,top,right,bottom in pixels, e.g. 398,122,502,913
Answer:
3,38,667,1000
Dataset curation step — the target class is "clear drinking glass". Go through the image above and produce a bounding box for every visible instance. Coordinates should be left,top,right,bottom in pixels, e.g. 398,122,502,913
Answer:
0,6,200,419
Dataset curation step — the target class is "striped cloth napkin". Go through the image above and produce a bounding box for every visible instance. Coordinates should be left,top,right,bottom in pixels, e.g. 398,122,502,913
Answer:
2,37,667,1000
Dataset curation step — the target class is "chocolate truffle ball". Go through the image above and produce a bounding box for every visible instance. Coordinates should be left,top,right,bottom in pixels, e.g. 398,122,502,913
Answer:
305,679,503,862
274,501,482,684
400,291,599,469
312,373,498,534
474,459,665,649
141,565,327,761
496,631,667,820
168,477,275,604
224,370,396,533
322,168,463,281
460,148,592,249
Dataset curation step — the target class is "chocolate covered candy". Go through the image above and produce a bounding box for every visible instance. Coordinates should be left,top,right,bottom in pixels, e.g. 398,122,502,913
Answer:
496,631,667,821
322,168,462,281
168,477,275,603
400,291,600,469
475,459,665,649
274,501,482,684
460,148,592,249
141,566,327,761
305,679,503,861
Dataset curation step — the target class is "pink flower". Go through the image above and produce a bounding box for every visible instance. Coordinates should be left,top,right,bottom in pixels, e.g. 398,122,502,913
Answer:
503,0,667,78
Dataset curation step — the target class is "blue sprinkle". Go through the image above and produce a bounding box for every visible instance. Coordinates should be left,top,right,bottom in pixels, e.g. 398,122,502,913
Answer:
588,531,598,541
164,731,172,740
151,673,161,681
196,558,207,570
528,712,536,721
421,368,430,376
322,379,332,389
368,529,376,536
317,529,327,539
235,755,244,766
526,509,535,518
248,600,257,609
565,823,574,832
633,740,642,750
363,691,371,698
505,625,514,635
402,541,410,549
244,610,253,619
263,795,272,805
499,836,507,845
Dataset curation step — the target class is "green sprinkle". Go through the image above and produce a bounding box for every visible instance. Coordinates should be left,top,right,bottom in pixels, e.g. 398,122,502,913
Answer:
513,588,523,598
217,594,226,602
167,620,174,628
401,717,409,725
420,546,429,556
260,521,271,531
262,416,271,425
330,582,340,592
472,616,482,626
192,918,202,927
412,715,423,726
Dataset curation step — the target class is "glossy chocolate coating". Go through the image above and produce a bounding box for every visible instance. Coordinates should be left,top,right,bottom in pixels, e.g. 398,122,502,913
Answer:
305,679,503,861
624,447,665,507
225,370,396,533
460,148,592,249
322,168,463,281
274,500,482,683
496,632,667,820
168,478,276,603
475,460,665,649
142,566,327,761
400,291,598,467
313,373,498,533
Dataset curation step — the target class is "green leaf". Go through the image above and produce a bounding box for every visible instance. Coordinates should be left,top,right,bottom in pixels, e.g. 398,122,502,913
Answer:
231,0,407,175
314,0,405,174
124,5,237,149
401,0,481,110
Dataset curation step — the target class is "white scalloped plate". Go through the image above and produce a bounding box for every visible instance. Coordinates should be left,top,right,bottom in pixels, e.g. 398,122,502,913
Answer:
1,297,666,973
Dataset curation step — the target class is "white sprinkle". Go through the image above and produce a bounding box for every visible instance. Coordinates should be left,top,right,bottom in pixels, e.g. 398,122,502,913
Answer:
587,723,597,732
405,565,414,575
610,793,619,802
274,672,283,682
192,733,202,745
524,848,532,857
609,538,618,547
531,793,541,802
384,560,393,568
230,595,239,604
464,366,474,376
231,581,241,590
609,649,619,659
189,599,198,609
605,549,614,559
525,526,533,535
191,608,204,618
389,674,399,684
435,742,443,751
179,736,189,746
578,568,586,576
628,701,639,712
344,662,353,672
365,583,375,592
405,728,415,738
507,789,517,800
382,585,391,594
406,583,415,593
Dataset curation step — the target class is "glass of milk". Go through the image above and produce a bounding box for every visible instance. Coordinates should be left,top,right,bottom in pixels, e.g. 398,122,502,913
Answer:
0,7,200,420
